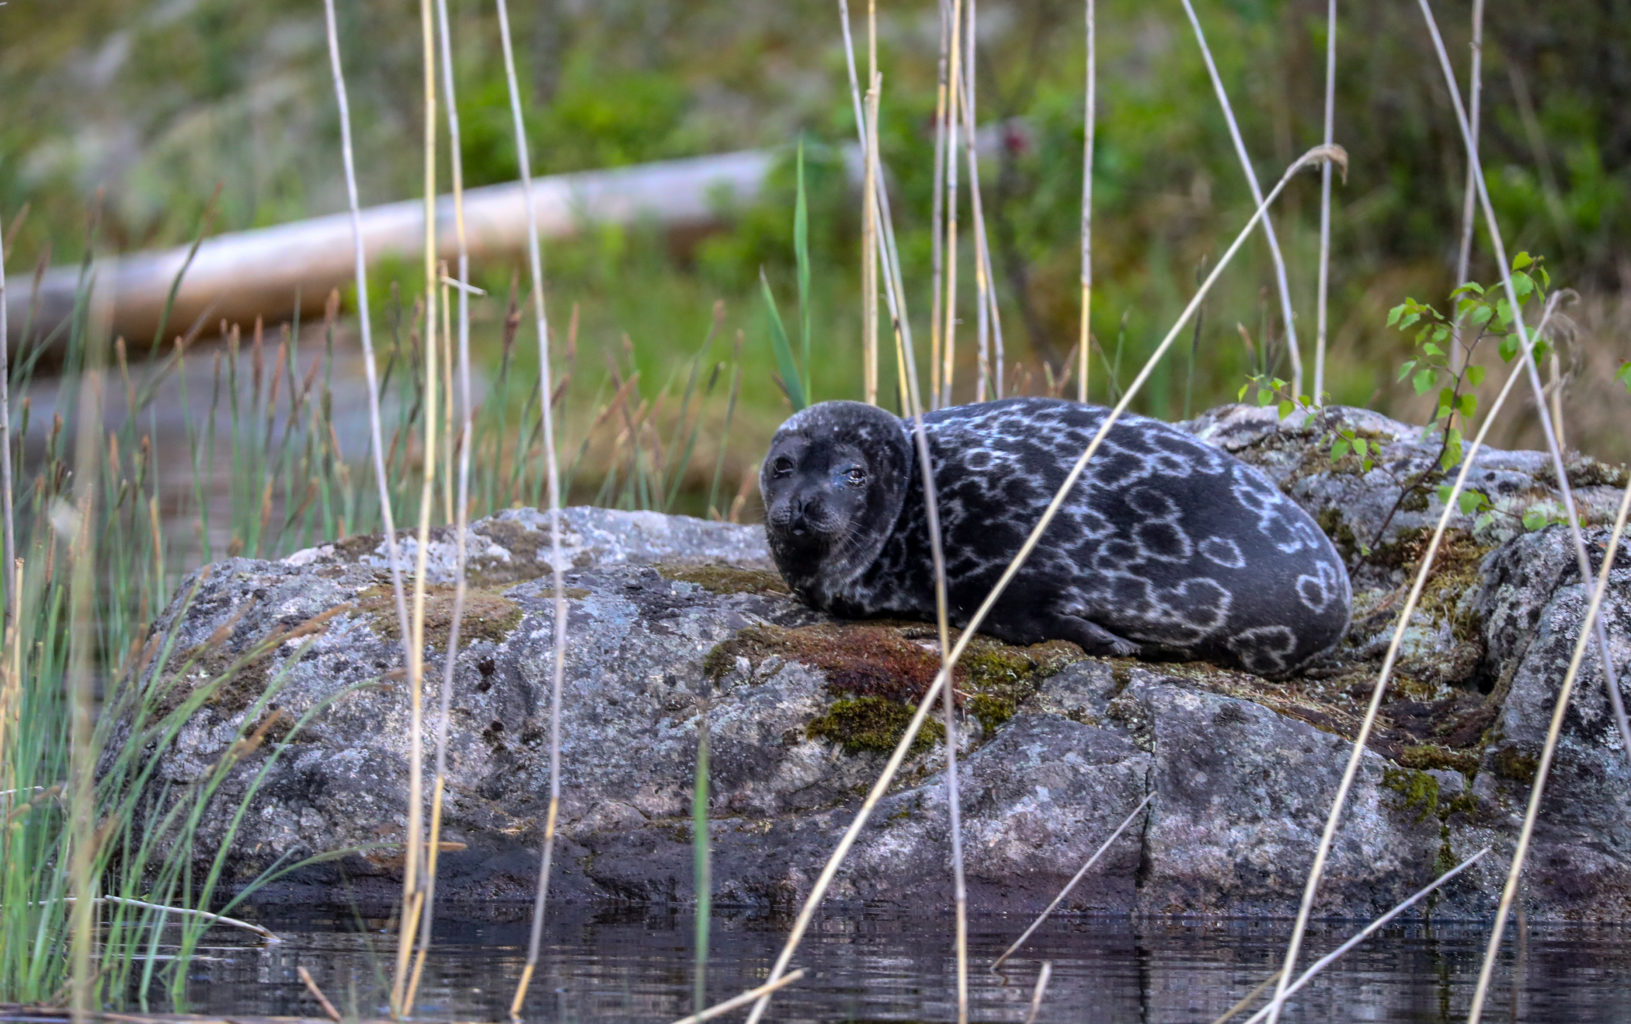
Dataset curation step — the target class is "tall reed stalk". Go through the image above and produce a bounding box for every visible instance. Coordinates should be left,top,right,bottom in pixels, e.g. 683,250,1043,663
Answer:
495,0,573,1010
405,0,477,1006
0,207,15,627
939,0,965,407
1313,0,1336,401
1077,0,1095,404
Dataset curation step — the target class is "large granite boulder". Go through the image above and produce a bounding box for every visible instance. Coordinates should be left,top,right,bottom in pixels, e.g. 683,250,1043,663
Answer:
118,406,1631,920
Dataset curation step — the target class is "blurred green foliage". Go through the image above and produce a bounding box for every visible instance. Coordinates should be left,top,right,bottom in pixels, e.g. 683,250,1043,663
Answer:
2,0,1628,462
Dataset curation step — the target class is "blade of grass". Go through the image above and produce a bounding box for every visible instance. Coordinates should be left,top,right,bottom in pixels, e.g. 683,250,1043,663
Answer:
66,291,111,1019
760,269,807,411
836,0,914,404
320,0,410,685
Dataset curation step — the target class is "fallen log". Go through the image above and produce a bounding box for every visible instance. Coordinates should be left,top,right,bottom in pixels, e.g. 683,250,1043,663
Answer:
6,148,783,348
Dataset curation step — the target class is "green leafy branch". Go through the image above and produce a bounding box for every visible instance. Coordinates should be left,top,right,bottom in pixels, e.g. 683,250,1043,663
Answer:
1243,252,1574,556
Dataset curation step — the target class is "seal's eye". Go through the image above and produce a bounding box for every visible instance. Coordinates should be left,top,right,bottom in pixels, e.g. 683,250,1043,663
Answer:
771,456,795,477
844,467,867,486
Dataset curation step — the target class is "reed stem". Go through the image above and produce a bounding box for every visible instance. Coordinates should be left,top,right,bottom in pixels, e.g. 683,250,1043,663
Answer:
495,0,572,1012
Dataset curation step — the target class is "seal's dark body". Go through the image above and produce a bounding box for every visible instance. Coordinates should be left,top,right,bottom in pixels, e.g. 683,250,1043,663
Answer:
761,398,1351,676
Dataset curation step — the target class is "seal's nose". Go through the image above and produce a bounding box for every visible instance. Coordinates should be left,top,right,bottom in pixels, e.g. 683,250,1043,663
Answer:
788,494,818,538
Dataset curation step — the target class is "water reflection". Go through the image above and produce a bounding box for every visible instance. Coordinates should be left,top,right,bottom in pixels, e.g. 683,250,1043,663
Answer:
174,905,1631,1023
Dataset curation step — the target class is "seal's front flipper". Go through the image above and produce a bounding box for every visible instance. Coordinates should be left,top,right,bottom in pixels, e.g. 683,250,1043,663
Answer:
1047,613,1140,657
984,603,1140,657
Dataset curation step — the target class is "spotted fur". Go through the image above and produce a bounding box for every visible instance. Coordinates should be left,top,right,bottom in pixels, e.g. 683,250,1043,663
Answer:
760,398,1351,676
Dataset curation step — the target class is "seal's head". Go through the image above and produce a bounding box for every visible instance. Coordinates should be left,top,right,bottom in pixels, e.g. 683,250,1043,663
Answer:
760,401,910,606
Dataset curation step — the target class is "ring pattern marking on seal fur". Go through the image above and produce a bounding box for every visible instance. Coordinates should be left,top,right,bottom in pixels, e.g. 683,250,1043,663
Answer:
759,397,1352,676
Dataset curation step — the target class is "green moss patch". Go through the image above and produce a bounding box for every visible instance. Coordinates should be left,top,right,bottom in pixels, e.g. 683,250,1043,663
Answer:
656,563,790,596
705,621,1082,706
706,620,1085,754
807,696,945,755
1382,766,1441,822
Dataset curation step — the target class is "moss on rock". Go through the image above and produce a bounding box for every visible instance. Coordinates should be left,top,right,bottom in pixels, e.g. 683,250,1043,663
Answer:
656,563,790,596
1382,766,1441,822
807,696,946,755
704,619,1085,754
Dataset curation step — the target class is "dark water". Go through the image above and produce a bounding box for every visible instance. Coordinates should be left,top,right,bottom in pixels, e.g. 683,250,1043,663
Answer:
169,906,1629,1023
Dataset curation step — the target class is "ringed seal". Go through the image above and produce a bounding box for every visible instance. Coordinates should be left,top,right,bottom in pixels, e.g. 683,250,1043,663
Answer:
759,397,1351,676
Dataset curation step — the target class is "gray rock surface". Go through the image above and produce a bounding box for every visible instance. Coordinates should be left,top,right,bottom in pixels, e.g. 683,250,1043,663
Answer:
119,405,1631,920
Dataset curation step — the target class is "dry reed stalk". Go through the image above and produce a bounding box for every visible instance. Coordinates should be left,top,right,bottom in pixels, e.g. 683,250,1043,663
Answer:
1453,0,1487,301
1447,0,1485,378
1077,0,1095,405
1179,0,1302,397
855,53,968,1024
742,145,1342,1024
1466,467,1631,1024
862,76,880,407
405,0,476,1006
856,0,880,407
929,1,950,409
297,967,342,1024
990,790,1152,971
320,0,411,683
1313,0,1336,401
1022,962,1052,1024
1227,848,1491,1024
672,968,806,1024
959,0,995,404
940,0,965,406
1261,294,1561,1024
66,291,110,1021
1412,0,1630,761
836,0,914,397
0,207,14,630
494,0,572,1014
750,34,979,1024
389,0,441,1009
56,895,281,944
439,272,454,523
0,564,20,798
